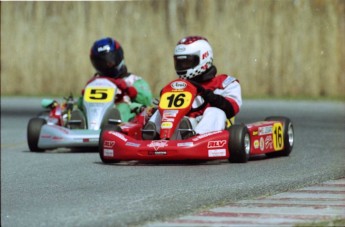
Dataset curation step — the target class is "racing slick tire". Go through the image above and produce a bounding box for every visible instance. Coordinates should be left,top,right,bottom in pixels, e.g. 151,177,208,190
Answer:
68,110,86,129
101,108,122,129
228,124,251,163
264,116,294,157
27,118,46,152
99,124,122,164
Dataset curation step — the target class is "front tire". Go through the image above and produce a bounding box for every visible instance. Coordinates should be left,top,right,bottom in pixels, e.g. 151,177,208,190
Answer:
27,118,46,152
228,124,251,163
99,124,122,164
265,116,294,157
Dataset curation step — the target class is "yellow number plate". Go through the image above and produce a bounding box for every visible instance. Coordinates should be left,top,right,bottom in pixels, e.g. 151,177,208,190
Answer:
273,122,284,150
159,92,192,109
84,87,115,103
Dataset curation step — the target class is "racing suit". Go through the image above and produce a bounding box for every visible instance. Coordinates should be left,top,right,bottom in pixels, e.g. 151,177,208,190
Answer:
148,73,242,135
79,73,153,122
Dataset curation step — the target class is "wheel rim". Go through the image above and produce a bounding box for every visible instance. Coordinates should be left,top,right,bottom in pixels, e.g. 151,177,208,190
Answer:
244,133,250,155
288,123,294,147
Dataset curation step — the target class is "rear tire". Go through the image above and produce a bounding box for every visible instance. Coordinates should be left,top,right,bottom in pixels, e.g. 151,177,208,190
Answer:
228,124,251,163
99,124,122,164
101,108,122,129
27,118,46,152
68,110,86,129
265,116,294,157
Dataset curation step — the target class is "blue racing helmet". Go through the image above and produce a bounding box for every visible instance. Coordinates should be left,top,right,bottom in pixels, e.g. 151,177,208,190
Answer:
90,37,125,78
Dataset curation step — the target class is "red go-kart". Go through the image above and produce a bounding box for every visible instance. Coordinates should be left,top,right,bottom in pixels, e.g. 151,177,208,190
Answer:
99,79,294,164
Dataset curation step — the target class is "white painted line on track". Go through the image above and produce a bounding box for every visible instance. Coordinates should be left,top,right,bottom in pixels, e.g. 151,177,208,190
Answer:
147,178,345,227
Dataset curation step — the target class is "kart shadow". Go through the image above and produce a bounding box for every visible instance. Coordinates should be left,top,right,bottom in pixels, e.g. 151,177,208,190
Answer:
96,159,232,166
249,154,268,161
94,155,270,166
132,160,224,166
22,147,98,154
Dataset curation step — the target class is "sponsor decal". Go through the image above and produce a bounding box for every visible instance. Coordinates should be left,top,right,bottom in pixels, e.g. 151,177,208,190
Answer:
207,140,226,148
79,138,98,142
163,110,178,118
192,131,223,141
104,140,115,148
161,121,173,129
52,136,63,140
147,140,168,151
252,131,258,136
254,140,259,149
171,81,187,90
121,123,137,128
148,151,167,156
41,134,51,139
208,149,226,157
161,117,174,122
109,131,128,142
260,137,264,151
222,76,236,87
177,142,194,147
51,125,69,134
103,149,113,157
202,51,209,60
175,46,186,52
125,142,140,147
258,126,273,135
98,44,110,52
201,64,209,71
265,135,273,150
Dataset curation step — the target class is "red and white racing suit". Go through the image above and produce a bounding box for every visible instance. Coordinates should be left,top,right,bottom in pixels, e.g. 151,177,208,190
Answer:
149,74,242,135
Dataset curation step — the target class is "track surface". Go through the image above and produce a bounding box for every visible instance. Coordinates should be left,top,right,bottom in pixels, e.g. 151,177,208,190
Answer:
148,178,345,226
1,98,345,227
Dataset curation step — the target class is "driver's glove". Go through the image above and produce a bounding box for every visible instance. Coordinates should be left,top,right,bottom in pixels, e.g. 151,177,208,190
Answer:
189,80,235,119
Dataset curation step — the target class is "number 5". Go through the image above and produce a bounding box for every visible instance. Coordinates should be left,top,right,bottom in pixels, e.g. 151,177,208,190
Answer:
89,89,108,100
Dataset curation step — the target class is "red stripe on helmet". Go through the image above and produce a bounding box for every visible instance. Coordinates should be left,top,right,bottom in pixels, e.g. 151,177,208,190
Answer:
177,36,208,45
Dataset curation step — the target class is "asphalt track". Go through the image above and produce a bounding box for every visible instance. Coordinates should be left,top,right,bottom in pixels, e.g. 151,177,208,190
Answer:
148,178,345,226
1,97,345,227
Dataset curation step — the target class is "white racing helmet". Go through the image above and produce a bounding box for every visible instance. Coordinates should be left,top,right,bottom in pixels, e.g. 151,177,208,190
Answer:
174,36,213,80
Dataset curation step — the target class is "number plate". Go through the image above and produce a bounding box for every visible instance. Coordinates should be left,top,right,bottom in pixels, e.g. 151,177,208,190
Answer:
84,87,115,103
273,122,284,150
159,91,192,109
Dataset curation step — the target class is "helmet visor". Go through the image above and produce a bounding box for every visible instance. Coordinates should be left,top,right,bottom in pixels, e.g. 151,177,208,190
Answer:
174,55,200,71
91,52,123,77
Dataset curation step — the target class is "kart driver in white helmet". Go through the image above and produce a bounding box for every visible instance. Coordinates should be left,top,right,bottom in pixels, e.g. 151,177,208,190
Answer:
143,36,242,139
